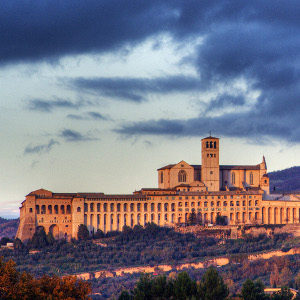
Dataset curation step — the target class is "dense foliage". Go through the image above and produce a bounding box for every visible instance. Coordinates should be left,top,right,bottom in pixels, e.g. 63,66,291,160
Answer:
0,258,91,299
0,223,295,277
117,269,296,300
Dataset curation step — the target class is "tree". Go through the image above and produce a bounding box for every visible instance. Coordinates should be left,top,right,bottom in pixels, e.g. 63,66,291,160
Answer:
77,224,89,240
119,290,132,300
188,211,197,225
216,215,227,225
270,287,293,300
28,226,48,249
241,279,267,300
173,272,198,300
93,229,105,239
198,267,229,300
13,238,25,250
132,274,153,300
46,231,55,245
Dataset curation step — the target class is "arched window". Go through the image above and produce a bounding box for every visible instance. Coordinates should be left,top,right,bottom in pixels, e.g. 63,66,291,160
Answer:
84,203,88,212
60,205,65,214
54,205,58,214
97,203,100,212
130,203,134,212
206,141,209,148
232,172,235,185
124,203,127,212
178,170,187,183
144,203,148,212
66,205,71,214
164,203,168,211
137,203,141,212
48,205,52,214
117,203,121,212
157,203,161,212
160,172,163,183
214,141,216,149
250,173,253,185
90,203,94,212
110,203,114,212
77,207,81,212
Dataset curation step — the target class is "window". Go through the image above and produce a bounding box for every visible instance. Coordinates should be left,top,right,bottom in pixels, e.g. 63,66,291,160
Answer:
204,202,208,207
29,208,33,213
67,205,71,214
232,173,235,185
104,203,107,212
36,205,40,214
151,203,154,212
206,141,209,148
185,202,188,207
164,203,168,211
250,172,253,185
158,203,161,212
77,207,81,212
110,203,114,212
54,205,58,214
144,203,148,212
160,172,163,183
117,203,121,212
178,170,187,182
230,201,234,207
130,203,134,212
210,171,213,175
137,203,141,212
97,203,100,212
249,200,252,206
90,203,94,212
223,201,227,207
214,141,216,148
124,203,127,212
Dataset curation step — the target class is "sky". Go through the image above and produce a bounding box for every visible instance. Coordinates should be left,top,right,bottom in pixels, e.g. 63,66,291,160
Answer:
0,1,299,218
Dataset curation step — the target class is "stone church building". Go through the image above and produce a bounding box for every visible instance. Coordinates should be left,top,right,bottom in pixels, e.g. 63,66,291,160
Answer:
16,136,300,241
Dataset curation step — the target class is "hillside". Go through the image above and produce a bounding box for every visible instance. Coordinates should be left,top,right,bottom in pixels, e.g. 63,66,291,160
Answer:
269,166,300,193
0,217,19,239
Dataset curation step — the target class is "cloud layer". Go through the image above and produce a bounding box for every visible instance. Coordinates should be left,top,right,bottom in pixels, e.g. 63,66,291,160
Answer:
1,1,300,142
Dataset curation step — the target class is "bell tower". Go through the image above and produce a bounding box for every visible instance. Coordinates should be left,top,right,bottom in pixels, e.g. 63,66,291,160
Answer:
201,136,220,191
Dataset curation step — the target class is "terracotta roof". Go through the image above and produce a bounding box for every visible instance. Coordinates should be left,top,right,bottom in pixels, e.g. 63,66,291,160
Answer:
220,165,260,170
201,136,219,140
157,164,176,170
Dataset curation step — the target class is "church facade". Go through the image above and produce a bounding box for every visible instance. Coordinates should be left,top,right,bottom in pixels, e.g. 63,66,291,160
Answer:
16,136,300,242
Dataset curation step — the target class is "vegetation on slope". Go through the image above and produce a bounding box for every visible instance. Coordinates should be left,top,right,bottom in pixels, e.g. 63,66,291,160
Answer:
269,166,300,192
0,223,296,278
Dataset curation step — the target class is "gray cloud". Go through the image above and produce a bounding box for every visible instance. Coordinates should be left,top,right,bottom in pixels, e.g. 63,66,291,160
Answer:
27,98,83,112
60,129,99,142
67,111,109,121
24,139,59,155
67,76,201,102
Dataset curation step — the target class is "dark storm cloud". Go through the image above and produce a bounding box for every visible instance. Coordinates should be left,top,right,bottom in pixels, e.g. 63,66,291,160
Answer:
60,129,99,142
27,98,83,112
68,76,201,102
67,111,108,121
24,139,59,155
204,94,246,113
1,1,300,142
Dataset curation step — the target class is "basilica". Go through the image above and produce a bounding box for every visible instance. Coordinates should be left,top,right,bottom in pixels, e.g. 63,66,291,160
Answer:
16,136,300,241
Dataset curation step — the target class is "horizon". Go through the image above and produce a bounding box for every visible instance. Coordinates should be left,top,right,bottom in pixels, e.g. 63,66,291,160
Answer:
0,1,299,218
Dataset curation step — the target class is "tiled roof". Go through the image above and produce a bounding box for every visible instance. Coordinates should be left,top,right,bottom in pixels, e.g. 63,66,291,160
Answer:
158,164,260,171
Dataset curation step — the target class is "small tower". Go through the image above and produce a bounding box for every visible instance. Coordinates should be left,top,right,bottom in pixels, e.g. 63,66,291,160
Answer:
201,136,220,191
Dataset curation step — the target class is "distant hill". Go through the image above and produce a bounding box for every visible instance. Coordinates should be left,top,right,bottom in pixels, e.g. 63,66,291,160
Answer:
0,218,19,239
269,166,300,193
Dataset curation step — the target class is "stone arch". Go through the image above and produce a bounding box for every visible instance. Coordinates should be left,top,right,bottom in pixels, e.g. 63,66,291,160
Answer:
151,213,154,222
274,207,278,224
110,214,114,231
130,214,134,227
117,214,120,231
49,224,59,239
236,212,240,224
292,208,296,223
171,213,175,223
103,214,107,233
124,214,127,226
268,207,271,224
280,207,284,224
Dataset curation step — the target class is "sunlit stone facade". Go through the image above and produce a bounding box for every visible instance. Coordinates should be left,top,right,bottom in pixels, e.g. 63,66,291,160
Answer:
16,137,300,242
